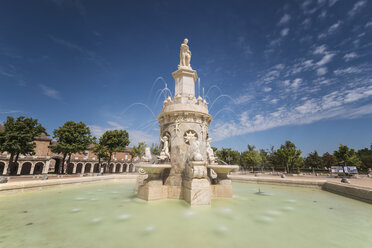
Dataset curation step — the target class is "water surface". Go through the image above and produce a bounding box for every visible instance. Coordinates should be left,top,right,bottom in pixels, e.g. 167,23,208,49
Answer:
0,181,371,248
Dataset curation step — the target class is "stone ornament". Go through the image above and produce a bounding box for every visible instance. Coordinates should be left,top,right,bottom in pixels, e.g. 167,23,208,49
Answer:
142,147,152,162
157,136,170,161
179,38,192,69
206,138,216,164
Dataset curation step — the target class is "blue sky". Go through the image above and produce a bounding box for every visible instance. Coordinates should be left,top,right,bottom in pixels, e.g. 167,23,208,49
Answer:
1,0,372,155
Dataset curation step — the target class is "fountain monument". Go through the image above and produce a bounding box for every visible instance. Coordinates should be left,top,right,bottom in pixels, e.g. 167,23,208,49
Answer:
137,39,238,205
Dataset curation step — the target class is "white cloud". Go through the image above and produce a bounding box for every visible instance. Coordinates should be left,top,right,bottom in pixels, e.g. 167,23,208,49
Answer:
333,67,363,75
366,21,372,28
39,84,60,99
313,45,327,55
291,78,302,89
316,53,335,66
316,67,328,76
328,0,339,7
281,28,290,36
263,87,272,92
89,121,157,145
278,14,291,25
328,21,342,33
210,84,372,142
348,0,367,17
344,52,358,62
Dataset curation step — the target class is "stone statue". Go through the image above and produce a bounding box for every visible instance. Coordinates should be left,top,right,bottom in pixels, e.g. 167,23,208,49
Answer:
206,138,216,164
184,131,202,161
157,136,170,161
143,147,152,162
179,38,192,69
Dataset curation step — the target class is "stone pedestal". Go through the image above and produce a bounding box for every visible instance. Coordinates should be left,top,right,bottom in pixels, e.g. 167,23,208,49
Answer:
183,178,211,205
137,180,166,201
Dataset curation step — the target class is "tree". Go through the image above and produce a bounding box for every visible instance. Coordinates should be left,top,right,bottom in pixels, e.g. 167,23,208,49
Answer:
215,148,240,165
357,147,372,170
333,144,362,174
92,141,109,171
304,150,322,169
150,143,161,156
51,121,93,174
99,130,130,172
259,149,269,171
321,152,335,169
241,147,262,171
130,142,146,160
0,116,46,175
275,141,303,173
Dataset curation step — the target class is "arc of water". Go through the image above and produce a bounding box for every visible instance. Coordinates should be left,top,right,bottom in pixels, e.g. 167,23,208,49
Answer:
147,76,168,102
212,108,239,120
120,102,157,120
205,85,223,99
209,94,236,112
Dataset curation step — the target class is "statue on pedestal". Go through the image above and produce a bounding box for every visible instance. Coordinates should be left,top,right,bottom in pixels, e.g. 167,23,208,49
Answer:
206,138,216,164
157,136,170,161
179,38,192,69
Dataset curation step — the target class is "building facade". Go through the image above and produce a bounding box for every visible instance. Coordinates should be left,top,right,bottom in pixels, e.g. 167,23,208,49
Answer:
0,130,135,176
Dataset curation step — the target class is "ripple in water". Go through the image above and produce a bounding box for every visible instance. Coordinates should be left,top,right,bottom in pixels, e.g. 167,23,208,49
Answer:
257,216,273,223
145,225,155,232
183,210,195,217
71,208,81,213
90,198,97,201
286,199,296,203
266,210,282,216
219,208,232,214
75,197,85,201
282,206,295,211
217,225,228,232
111,191,120,194
91,217,102,223
117,214,131,220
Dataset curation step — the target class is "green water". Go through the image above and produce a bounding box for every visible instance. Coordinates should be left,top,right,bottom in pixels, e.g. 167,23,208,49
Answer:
0,181,372,248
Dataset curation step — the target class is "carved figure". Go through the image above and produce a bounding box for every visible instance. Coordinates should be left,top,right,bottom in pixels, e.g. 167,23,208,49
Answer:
206,138,216,164
179,38,192,68
157,136,170,161
184,131,202,161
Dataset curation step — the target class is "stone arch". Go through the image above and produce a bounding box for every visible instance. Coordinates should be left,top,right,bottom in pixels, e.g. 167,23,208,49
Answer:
116,163,121,173
123,163,128,172
109,163,115,173
85,163,92,173
0,162,5,175
10,162,19,176
67,163,74,174
76,163,83,174
129,163,134,173
34,162,44,175
93,163,100,173
21,162,32,175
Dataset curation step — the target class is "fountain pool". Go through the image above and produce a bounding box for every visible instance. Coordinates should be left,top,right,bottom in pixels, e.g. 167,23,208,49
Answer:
0,181,371,248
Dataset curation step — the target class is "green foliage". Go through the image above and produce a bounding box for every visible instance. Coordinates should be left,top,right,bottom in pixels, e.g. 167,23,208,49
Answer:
130,142,146,159
274,141,303,173
215,148,240,165
333,144,362,170
92,142,109,162
241,145,262,169
51,121,93,173
357,147,372,170
150,143,161,156
99,130,130,156
304,150,322,169
0,116,46,175
321,152,335,168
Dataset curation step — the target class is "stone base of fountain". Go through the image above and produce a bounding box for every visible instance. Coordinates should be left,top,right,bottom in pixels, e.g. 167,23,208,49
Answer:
136,162,238,205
